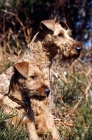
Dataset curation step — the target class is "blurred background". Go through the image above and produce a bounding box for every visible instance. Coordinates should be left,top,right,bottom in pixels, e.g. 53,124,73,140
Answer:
0,0,92,140
0,0,92,60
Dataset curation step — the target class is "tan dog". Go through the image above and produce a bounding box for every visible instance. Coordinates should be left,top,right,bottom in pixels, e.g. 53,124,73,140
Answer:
27,20,83,78
0,19,82,140
0,61,60,140
0,20,83,96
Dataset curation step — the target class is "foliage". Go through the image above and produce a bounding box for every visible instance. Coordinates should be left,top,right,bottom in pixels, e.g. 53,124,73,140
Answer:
6,0,39,9
51,61,92,140
0,0,92,140
0,68,92,140
0,109,27,140
0,61,13,74
73,100,92,140
0,0,5,11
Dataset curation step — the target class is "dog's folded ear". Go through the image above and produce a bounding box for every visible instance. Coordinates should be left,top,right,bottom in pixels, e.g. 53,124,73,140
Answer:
58,20,69,30
39,19,55,35
14,62,29,78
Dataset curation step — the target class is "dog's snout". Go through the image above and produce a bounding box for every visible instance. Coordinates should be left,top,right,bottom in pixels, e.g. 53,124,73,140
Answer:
45,88,50,96
76,47,82,53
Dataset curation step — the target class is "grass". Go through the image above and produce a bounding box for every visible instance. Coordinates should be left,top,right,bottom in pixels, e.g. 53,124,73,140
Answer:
0,109,27,140
51,69,92,140
0,15,92,138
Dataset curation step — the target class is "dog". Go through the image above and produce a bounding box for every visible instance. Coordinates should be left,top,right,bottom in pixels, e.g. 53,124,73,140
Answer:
0,20,83,96
26,19,83,81
0,61,60,140
0,19,83,140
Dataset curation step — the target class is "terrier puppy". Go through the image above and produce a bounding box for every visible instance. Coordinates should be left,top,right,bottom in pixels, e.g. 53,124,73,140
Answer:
0,61,60,140
0,20,83,97
0,19,83,140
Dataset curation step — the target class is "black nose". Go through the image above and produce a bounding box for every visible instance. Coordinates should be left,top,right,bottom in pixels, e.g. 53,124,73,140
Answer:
45,88,50,96
76,47,82,53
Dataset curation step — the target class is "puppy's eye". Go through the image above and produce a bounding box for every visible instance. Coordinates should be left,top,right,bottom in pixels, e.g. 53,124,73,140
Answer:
30,76,37,80
58,33,63,37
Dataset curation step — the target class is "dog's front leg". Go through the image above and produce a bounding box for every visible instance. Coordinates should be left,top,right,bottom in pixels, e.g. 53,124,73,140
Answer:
23,106,40,140
26,121,39,140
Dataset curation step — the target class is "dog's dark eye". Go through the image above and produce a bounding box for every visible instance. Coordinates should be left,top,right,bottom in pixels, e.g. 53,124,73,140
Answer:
58,33,63,37
30,76,37,80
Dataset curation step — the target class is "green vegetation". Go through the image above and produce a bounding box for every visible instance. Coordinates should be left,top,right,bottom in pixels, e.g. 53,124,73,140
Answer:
0,109,27,140
51,69,92,140
0,0,92,139
0,68,92,140
73,100,92,140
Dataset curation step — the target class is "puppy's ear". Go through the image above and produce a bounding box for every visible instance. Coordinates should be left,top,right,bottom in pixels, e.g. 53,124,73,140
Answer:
39,19,55,35
14,62,29,78
58,20,69,30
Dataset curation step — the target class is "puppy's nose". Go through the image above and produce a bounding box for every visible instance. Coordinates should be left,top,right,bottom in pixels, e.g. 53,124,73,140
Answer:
45,88,50,96
76,47,82,53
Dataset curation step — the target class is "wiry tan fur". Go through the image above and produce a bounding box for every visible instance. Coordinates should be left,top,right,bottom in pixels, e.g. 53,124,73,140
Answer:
27,20,82,75
0,19,83,140
0,61,60,140
0,19,83,96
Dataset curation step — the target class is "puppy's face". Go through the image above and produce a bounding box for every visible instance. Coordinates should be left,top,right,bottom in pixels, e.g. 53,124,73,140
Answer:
8,61,50,106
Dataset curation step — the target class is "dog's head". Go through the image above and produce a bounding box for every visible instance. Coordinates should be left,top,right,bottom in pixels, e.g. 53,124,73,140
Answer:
37,19,83,64
8,61,50,106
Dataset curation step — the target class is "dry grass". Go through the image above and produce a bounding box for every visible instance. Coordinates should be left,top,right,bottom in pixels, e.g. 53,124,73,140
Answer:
0,11,92,140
